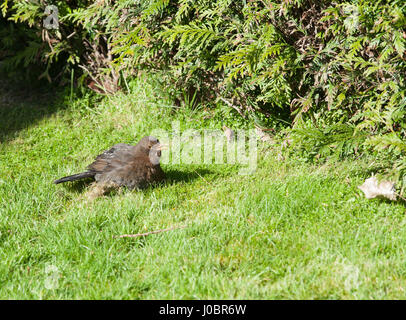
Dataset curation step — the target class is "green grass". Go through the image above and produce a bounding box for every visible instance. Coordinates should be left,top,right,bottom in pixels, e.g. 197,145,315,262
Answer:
1,78,406,299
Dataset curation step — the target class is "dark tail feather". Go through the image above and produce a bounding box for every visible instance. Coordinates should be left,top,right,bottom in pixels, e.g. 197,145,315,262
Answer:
53,172,95,184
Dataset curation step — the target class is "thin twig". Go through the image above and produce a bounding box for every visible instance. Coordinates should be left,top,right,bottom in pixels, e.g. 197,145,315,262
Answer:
192,169,212,186
395,192,406,202
115,225,186,239
219,97,246,118
66,31,76,39
78,65,99,85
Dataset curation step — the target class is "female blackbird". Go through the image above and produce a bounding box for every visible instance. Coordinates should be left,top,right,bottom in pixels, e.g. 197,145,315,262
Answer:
54,136,166,190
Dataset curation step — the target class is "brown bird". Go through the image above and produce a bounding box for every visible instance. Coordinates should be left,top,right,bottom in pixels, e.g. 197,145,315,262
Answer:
54,136,166,193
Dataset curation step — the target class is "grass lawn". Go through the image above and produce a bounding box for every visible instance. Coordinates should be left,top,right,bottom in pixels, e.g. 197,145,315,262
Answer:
1,78,406,299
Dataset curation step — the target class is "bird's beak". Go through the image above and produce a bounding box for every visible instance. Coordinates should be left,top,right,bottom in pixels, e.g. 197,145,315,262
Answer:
158,144,169,151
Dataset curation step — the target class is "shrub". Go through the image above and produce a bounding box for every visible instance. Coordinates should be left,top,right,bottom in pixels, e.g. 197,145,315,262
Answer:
1,0,405,172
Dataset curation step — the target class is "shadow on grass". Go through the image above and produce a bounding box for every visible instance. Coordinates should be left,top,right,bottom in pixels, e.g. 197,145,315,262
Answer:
57,168,214,193
0,78,68,143
62,178,95,193
164,168,214,184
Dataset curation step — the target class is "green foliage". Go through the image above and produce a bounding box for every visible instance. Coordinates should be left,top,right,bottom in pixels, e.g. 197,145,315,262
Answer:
291,121,368,161
1,0,406,178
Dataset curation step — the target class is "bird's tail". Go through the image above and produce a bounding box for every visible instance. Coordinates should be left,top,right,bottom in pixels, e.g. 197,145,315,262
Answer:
53,171,94,184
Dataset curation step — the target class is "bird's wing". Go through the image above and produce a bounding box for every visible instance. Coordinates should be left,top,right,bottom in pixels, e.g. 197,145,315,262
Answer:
87,143,135,173
95,155,150,190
